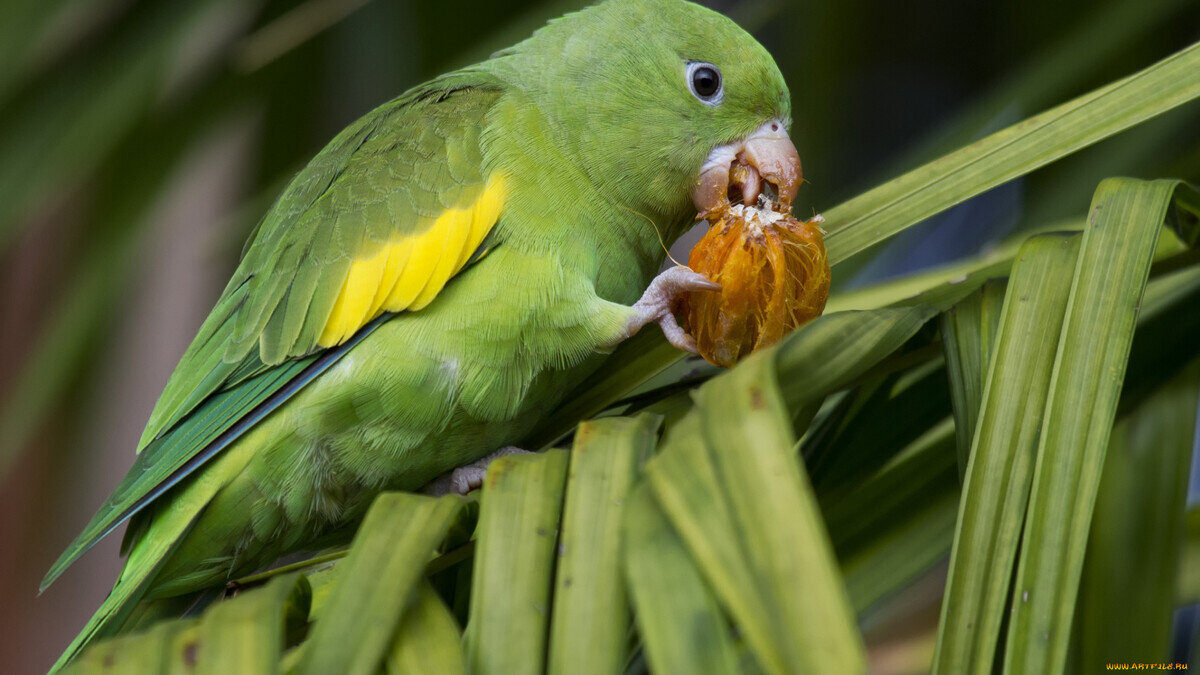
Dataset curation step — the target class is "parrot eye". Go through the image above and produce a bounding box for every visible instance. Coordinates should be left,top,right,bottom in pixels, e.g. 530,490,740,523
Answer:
686,61,723,105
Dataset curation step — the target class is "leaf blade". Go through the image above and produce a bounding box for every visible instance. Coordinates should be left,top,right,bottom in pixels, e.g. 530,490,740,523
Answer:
465,449,569,675
548,415,658,675
298,492,464,675
1077,365,1200,671
933,232,1082,675
822,42,1200,264
1004,179,1194,674
385,582,467,675
623,483,741,675
197,574,311,675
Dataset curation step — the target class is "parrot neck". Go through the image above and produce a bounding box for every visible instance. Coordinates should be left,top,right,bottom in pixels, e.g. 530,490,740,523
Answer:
580,202,690,304
504,181,687,306
484,95,693,305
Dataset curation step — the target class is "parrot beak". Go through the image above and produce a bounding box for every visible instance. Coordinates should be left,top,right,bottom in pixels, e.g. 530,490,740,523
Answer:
691,120,803,218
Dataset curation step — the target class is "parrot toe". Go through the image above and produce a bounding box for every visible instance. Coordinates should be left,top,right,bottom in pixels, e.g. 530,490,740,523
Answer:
421,446,533,496
616,265,718,353
655,309,700,353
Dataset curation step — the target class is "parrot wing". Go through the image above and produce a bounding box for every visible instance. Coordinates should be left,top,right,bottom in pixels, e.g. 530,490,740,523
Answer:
146,71,508,448
42,72,510,591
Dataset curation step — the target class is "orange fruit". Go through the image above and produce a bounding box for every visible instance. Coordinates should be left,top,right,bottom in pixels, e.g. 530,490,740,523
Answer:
681,203,830,368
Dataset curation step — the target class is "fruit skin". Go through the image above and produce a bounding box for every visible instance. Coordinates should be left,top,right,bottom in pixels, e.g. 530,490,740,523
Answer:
682,205,830,368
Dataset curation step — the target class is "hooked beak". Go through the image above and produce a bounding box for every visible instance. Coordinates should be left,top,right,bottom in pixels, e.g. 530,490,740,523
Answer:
690,120,802,217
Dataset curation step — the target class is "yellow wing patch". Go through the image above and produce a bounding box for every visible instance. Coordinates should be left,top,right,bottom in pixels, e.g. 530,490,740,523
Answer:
318,173,507,347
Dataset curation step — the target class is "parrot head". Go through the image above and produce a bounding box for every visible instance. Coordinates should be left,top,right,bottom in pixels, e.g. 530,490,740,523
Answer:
489,0,802,236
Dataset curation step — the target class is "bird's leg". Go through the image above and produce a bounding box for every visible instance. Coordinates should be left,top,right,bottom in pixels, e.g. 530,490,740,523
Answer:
421,446,533,496
602,265,720,353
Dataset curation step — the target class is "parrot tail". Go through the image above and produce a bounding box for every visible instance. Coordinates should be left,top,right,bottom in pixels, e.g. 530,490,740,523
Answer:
48,501,208,673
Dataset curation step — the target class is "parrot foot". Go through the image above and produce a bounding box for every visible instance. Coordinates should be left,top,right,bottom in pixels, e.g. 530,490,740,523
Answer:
613,265,720,353
421,446,533,496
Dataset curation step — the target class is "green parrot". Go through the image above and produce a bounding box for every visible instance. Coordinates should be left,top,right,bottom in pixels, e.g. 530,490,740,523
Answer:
44,0,802,668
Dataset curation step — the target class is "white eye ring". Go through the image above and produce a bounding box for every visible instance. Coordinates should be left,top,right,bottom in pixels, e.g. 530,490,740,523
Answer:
686,61,724,106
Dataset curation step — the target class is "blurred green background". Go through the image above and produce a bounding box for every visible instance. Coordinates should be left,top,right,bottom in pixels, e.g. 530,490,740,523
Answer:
1,0,1197,672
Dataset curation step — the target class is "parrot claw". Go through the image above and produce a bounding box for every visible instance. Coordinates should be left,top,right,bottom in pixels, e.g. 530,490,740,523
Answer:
421,446,533,496
612,265,718,353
